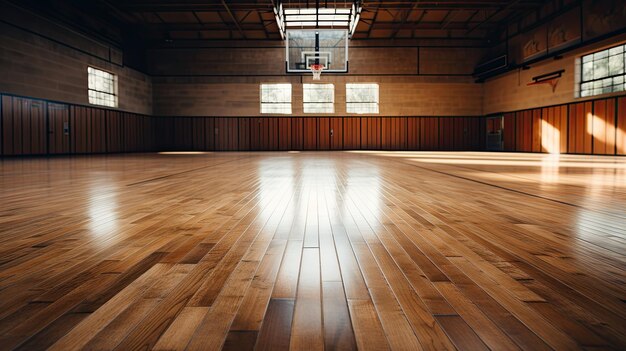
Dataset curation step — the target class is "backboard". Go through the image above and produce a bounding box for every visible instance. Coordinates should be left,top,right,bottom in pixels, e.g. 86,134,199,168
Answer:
286,29,348,73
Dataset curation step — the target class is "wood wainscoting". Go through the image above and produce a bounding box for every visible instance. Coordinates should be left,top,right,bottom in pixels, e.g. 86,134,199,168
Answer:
500,95,626,156
2,92,625,156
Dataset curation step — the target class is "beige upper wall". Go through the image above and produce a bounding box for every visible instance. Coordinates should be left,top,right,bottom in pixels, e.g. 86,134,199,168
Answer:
149,45,484,116
0,3,152,115
153,75,483,117
483,34,626,114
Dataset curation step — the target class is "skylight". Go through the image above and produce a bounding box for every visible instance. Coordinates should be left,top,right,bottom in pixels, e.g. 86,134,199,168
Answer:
273,1,362,39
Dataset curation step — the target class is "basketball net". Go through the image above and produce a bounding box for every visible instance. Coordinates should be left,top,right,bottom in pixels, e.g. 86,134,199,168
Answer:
310,64,324,80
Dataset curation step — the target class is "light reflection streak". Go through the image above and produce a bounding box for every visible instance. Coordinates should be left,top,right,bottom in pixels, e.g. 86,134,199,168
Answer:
88,180,118,240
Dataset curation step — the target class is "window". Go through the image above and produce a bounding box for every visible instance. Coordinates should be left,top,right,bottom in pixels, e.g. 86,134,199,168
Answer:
303,84,334,113
580,43,626,97
88,67,117,107
346,83,379,114
260,84,292,114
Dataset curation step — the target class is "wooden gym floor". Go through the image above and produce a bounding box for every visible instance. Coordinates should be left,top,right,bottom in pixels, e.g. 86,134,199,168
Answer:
0,151,624,350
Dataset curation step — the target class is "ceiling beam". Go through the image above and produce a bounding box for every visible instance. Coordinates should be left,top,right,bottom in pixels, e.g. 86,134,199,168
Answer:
220,0,247,39
441,9,460,30
466,0,522,34
390,1,420,38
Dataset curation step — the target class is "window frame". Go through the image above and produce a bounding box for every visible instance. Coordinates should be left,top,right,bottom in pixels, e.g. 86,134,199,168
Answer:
578,43,626,98
260,83,292,114
346,83,379,114
87,66,118,108
303,83,335,114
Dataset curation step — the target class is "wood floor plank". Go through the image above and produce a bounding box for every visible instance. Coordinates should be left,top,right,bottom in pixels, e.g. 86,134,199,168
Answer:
322,281,358,351
347,299,391,351
0,152,624,350
152,307,209,351
255,298,295,351
289,248,324,351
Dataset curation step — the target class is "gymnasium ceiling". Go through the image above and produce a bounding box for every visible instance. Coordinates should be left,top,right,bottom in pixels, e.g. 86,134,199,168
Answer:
15,0,554,44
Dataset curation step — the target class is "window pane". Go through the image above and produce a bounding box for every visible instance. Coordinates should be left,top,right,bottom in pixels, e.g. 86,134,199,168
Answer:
593,57,609,79
260,84,292,114
88,66,117,107
304,102,334,113
580,43,626,98
347,102,379,114
303,84,334,103
346,83,379,114
261,103,292,114
303,84,334,113
582,61,594,81
608,46,623,56
594,50,608,60
609,54,624,75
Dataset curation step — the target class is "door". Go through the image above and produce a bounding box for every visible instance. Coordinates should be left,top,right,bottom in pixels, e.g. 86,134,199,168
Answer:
486,116,503,151
48,103,70,154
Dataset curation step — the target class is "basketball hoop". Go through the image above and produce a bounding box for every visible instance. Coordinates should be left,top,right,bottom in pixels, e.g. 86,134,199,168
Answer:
310,64,324,80
527,78,559,93
527,70,564,93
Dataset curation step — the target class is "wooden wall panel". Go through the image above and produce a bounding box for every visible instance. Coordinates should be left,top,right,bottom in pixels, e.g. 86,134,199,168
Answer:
541,107,554,153
515,111,533,152
215,118,238,151
4,91,620,156
503,113,516,151
93,109,107,153
278,118,291,151
47,103,70,154
592,99,616,155
71,106,106,154
568,102,588,154
318,118,330,150
154,117,172,151
382,117,407,150
0,97,3,155
464,117,480,151
250,118,261,151
191,118,205,150
362,117,381,150
558,105,568,153
3,96,20,155
531,108,542,153
618,97,626,156
453,117,465,150
420,118,439,150
28,99,46,155
106,111,123,153
268,118,279,151
2,96,17,155
291,117,304,150
0,96,6,156
4,96,20,155
259,118,270,150
439,118,454,151
179,117,194,151
238,118,250,151
122,113,136,152
343,118,360,150
407,117,420,150
1,96,47,155
330,118,343,150
303,118,317,150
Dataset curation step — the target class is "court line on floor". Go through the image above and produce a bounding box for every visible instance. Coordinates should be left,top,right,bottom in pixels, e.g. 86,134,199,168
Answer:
126,156,251,186
375,154,626,220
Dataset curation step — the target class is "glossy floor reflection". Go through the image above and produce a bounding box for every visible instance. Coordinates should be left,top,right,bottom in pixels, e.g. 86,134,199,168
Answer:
0,152,624,350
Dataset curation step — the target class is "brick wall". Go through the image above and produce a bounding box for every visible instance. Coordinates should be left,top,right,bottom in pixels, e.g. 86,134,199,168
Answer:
0,2,152,115
483,34,626,115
